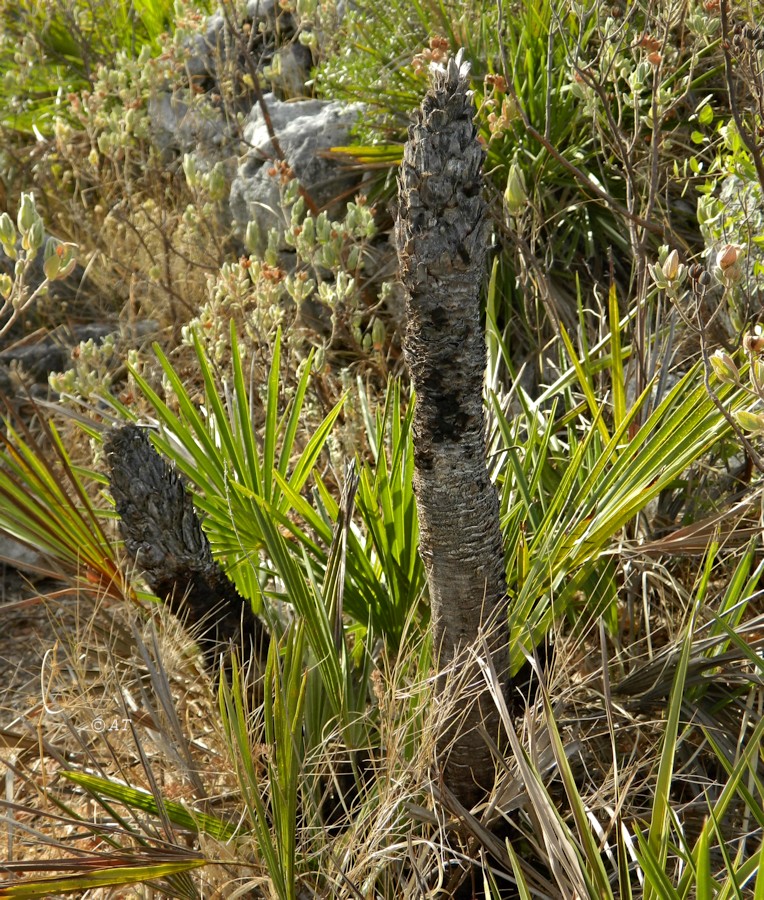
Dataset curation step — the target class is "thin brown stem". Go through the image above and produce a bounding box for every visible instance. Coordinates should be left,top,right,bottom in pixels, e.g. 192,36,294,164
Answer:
720,0,764,193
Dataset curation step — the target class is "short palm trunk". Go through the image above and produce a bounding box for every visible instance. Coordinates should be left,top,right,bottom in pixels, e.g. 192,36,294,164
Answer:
396,51,509,808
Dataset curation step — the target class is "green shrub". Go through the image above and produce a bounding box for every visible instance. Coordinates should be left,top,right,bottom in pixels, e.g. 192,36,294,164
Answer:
0,0,181,134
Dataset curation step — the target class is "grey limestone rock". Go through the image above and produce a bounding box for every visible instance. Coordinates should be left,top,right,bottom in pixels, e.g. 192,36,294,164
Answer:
0,534,47,574
183,0,289,89
245,0,279,18
183,12,227,81
229,95,364,244
148,91,234,158
266,42,314,99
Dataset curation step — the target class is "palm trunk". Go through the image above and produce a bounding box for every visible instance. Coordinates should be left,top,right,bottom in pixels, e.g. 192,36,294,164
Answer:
396,52,509,808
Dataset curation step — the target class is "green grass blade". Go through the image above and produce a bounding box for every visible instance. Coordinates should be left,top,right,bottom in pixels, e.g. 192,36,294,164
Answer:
753,838,764,900
559,321,611,446
0,859,207,898
61,772,239,840
219,656,288,899
263,326,281,501
505,840,533,900
644,570,709,900
633,822,682,900
539,686,613,897
278,346,316,478
229,322,263,493
608,282,626,430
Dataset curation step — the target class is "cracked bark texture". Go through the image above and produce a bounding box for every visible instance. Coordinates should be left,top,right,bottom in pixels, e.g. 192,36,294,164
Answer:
104,425,269,672
396,52,509,808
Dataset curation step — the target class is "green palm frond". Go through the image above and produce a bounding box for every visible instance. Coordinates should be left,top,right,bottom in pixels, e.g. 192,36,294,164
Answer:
61,771,239,840
490,309,753,669
0,854,207,899
0,408,127,599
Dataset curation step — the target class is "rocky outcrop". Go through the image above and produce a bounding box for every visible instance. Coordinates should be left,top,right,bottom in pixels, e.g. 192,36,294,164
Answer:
146,1,364,248
230,96,365,245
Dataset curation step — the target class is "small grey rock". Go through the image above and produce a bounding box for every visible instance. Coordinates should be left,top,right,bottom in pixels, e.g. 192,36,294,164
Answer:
230,95,364,244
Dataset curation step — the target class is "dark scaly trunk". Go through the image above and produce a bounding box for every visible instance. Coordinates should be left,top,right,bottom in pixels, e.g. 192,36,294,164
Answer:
396,52,509,807
104,425,269,673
